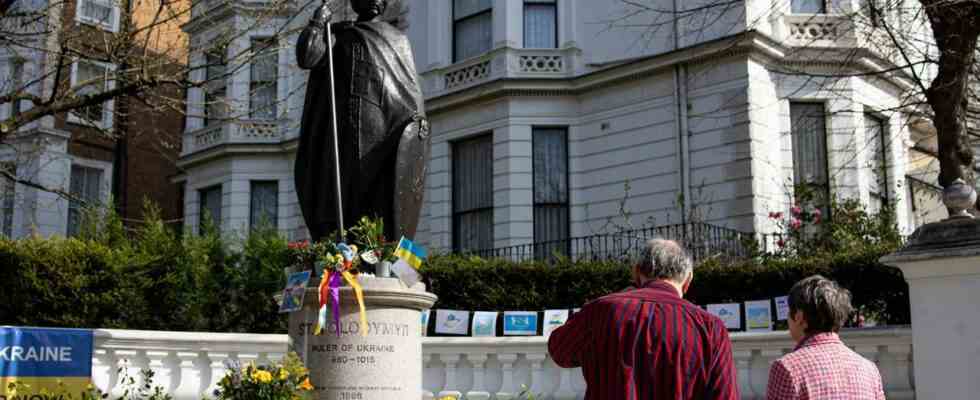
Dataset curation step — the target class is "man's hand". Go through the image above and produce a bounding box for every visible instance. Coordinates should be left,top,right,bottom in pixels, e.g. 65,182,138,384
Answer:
311,2,332,26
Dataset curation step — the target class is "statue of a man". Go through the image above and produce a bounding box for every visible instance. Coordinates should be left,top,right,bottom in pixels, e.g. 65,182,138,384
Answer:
294,0,429,242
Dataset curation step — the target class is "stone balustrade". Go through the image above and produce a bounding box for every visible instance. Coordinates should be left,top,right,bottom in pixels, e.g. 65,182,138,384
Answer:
90,327,912,400
182,120,283,156
423,47,581,98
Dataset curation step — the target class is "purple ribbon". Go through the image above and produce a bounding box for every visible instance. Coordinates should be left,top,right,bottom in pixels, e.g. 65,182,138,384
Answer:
329,271,342,337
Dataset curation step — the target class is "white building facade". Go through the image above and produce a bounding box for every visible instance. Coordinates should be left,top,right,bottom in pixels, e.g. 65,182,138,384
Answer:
178,0,946,253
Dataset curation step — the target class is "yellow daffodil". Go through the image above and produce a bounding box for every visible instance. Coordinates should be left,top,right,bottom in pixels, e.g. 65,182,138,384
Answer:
299,377,314,391
254,370,273,383
279,369,289,381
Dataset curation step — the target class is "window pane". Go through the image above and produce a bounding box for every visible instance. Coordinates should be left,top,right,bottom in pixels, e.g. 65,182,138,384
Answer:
453,0,492,20
250,38,278,119
533,128,568,204
205,51,227,126
11,61,23,115
790,103,829,186
1,163,14,238
81,0,113,24
866,114,888,205
533,127,569,255
524,3,557,49
199,185,222,233
67,165,103,237
250,181,278,229
453,135,493,251
75,62,108,123
791,0,825,13
454,11,492,61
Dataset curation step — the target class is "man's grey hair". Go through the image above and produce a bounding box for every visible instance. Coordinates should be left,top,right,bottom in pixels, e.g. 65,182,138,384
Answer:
636,239,693,283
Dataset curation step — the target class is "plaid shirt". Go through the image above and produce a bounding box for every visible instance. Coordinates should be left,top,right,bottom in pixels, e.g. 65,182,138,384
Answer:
766,332,885,400
548,281,739,400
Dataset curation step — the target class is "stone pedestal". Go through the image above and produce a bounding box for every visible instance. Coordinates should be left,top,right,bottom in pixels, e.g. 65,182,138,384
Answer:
289,275,437,400
881,218,980,399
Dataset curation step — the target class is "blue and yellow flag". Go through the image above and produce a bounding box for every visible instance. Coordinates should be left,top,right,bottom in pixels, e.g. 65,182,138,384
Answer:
1,327,94,400
393,237,426,269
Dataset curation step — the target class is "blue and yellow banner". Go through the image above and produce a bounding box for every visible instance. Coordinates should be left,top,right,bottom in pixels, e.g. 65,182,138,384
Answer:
1,327,93,400
393,236,426,269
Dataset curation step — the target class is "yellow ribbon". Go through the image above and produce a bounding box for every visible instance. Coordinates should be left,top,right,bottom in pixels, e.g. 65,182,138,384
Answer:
342,271,368,337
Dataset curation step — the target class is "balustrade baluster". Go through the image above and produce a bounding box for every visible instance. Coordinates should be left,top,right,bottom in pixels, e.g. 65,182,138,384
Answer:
733,350,755,400
436,353,464,399
421,353,436,400
109,351,137,399
204,352,231,397
526,353,549,399
92,349,113,394
885,344,915,400
146,350,178,393
495,353,519,400
173,352,205,400
553,366,578,400
465,353,491,400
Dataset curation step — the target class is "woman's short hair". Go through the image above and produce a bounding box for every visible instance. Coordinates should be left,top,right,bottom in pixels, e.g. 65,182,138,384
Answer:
788,275,853,334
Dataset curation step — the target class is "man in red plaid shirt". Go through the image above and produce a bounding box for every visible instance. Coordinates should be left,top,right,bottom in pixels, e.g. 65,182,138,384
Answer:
766,275,885,400
548,239,739,399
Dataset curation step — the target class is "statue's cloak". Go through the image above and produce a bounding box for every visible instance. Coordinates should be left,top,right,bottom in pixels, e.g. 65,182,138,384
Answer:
295,20,428,241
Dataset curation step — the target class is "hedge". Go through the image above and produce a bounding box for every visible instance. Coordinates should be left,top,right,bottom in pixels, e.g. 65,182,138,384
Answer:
1,203,910,331
423,244,910,326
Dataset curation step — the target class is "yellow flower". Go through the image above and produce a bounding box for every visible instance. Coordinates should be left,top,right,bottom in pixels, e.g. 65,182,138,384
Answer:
437,396,459,400
299,377,314,391
279,369,289,381
349,245,358,254
253,370,273,383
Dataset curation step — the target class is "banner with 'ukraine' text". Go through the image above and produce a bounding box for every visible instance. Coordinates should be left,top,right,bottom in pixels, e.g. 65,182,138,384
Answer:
0,327,93,400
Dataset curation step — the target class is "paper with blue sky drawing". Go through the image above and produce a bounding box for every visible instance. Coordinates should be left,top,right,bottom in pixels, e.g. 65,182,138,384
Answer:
471,311,498,337
420,309,430,336
503,311,538,336
745,300,773,332
707,303,742,330
434,310,469,335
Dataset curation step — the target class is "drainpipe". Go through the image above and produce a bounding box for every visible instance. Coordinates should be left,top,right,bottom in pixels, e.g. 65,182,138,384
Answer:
672,0,691,224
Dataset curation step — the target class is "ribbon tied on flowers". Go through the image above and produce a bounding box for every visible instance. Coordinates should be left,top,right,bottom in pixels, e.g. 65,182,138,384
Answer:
314,243,369,337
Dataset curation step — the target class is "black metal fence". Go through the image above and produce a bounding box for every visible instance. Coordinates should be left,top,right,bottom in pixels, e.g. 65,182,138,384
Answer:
460,222,755,264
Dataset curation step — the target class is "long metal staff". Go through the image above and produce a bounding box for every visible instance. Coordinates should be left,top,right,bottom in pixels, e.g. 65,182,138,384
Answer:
323,1,345,243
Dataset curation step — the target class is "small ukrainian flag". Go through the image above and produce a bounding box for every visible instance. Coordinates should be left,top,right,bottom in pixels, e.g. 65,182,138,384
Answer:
394,236,426,269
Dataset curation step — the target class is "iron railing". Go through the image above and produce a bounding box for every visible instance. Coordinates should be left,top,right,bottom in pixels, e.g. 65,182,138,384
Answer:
460,222,755,263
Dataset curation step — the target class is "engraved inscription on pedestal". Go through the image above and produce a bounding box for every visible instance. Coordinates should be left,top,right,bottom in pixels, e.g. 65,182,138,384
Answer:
288,277,436,400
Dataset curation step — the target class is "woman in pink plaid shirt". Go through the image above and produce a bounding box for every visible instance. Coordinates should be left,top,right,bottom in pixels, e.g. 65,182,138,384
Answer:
766,276,886,400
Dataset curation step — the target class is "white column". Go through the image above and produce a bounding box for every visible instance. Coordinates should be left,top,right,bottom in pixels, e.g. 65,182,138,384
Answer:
492,125,534,249
146,350,178,394
493,0,522,49
553,367,577,400
882,219,980,399
173,352,205,400
495,353,519,400
526,353,549,399
883,344,914,400
436,353,464,399
92,349,114,394
465,353,491,400
421,353,436,400
204,352,231,397
733,350,755,400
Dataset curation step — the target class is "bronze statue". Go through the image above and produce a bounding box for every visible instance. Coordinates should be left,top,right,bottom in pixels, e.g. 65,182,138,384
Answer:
294,0,429,242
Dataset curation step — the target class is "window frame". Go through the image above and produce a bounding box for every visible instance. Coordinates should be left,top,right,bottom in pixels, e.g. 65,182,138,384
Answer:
68,59,116,130
531,126,570,258
451,133,494,253
74,0,121,33
523,0,558,49
790,0,827,14
0,162,15,238
452,0,494,63
248,37,279,120
865,113,890,207
203,49,227,127
249,180,279,230
66,163,106,237
198,184,223,234
788,101,832,211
